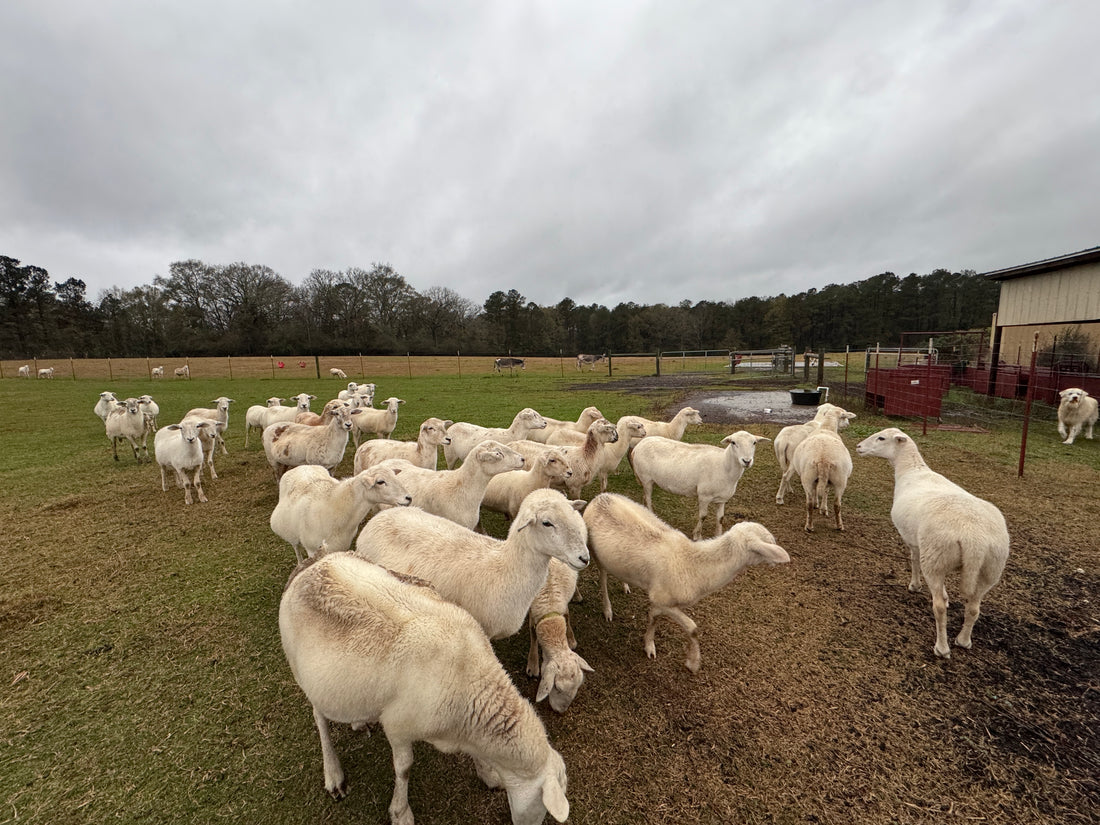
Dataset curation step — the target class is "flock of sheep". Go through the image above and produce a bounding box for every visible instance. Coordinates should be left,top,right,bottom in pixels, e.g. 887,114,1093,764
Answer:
91,379,1100,824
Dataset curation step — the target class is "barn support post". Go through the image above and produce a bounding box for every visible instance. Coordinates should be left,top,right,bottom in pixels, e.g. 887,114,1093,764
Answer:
1018,333,1040,478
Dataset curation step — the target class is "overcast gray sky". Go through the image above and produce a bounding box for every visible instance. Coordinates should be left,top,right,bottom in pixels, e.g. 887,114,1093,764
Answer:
2,1,1098,308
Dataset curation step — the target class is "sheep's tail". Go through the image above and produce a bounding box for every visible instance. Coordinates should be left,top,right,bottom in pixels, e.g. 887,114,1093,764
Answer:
813,460,830,510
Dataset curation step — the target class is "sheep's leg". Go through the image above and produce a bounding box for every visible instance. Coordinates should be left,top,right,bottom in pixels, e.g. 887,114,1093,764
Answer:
924,571,952,658
907,543,924,591
803,492,815,533
111,436,120,461
955,578,995,650
128,436,141,463
692,500,708,541
160,465,169,492
645,605,701,672
833,483,845,531
599,566,614,622
777,467,798,505
192,466,207,503
712,499,727,537
386,737,416,825
311,706,348,800
526,615,541,677
640,480,654,511
565,610,577,649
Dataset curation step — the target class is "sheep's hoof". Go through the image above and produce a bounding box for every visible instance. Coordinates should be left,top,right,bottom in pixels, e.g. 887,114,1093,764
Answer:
327,779,349,801
907,582,923,593
933,644,951,659
685,657,701,673
954,635,972,649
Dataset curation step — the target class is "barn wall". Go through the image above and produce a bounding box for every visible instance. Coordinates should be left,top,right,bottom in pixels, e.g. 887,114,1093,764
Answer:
996,261,1100,326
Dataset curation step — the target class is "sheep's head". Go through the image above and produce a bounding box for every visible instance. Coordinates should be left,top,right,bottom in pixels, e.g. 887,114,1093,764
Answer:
513,489,589,571
535,642,594,713
856,427,910,459
720,431,769,469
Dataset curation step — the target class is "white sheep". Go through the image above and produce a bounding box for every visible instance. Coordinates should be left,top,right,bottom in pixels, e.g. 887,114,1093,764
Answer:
511,418,620,498
588,416,647,492
584,492,789,672
374,440,525,530
104,397,150,463
279,553,571,823
526,558,593,713
294,398,347,426
1057,387,1098,445
443,408,548,469
350,396,405,447
526,406,604,444
174,365,190,378
269,463,412,562
328,367,347,379
355,383,376,408
856,427,1010,658
150,365,164,378
17,364,30,378
336,382,359,401
773,403,854,503
137,394,160,434
481,449,574,519
776,406,857,532
153,417,212,504
353,417,453,473
244,397,286,447
262,401,357,481
355,487,590,640
630,431,769,540
623,406,703,443
186,396,234,455
93,391,118,423
37,367,55,379
251,393,317,446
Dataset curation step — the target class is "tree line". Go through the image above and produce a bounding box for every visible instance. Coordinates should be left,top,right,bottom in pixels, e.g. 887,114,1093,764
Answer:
0,255,999,359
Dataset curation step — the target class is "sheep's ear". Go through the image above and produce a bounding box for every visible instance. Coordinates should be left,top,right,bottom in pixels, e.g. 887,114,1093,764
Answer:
576,653,594,673
196,421,209,428
754,436,771,444
720,435,734,445
515,516,536,532
756,542,790,564
443,420,454,427
535,661,558,702
542,775,570,823
349,409,361,416
844,412,857,420
894,433,909,445
167,424,182,431
568,499,587,513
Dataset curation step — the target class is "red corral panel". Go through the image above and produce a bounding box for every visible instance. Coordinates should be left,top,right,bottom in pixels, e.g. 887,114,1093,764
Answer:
866,365,952,417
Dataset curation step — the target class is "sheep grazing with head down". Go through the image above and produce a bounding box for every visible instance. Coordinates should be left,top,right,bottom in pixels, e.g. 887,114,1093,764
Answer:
856,427,1009,659
630,431,769,540
526,558,593,713
583,492,790,672
355,487,590,641
279,553,571,824
1057,387,1098,445
269,463,412,562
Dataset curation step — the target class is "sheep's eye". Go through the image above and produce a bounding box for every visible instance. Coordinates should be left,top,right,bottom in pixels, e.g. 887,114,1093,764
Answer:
376,479,386,486
541,520,553,527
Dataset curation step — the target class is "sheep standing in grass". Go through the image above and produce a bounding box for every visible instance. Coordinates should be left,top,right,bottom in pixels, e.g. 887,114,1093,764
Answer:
245,397,286,447
150,365,164,378
137,395,160,434
186,397,234,455
583,493,789,672
269,463,412,562
622,406,703,444
355,488,590,640
856,427,1009,659
512,418,620,498
374,440,526,530
481,449,574,519
328,367,347,379
630,431,769,539
279,553,571,823
353,417,452,473
93,391,118,423
105,397,149,463
527,558,593,713
526,406,604,444
549,416,647,492
443,408,548,468
350,396,405,447
262,402,358,481
153,417,211,504
1057,387,1098,444
776,406,856,532
774,403,854,503
174,365,189,378
17,364,30,378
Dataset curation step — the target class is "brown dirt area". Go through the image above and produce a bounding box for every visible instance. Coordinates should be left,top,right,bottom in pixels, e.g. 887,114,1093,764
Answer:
537,375,1100,825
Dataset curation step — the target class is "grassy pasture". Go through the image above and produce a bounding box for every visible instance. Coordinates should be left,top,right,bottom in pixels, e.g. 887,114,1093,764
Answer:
1,370,1097,824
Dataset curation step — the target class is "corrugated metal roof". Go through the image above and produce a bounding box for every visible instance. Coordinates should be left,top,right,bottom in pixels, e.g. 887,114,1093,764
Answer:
982,246,1100,281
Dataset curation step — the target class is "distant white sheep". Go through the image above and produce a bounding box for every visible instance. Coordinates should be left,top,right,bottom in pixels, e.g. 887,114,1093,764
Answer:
262,401,357,481
353,417,453,473
774,403,854,504
443,408,547,468
526,406,604,444
584,492,790,672
93,391,118,423
623,406,703,442
137,394,160,434
17,364,30,378
481,449,574,519
1057,387,1098,445
355,487,590,640
269,463,412,562
105,397,149,463
37,367,55,379
631,431,769,539
244,397,286,447
374,440,525,530
150,365,164,378
245,393,316,446
776,406,856,532
174,365,190,378
349,396,405,447
856,427,1010,658
153,417,212,504
328,367,347,379
279,553,571,823
526,558,593,713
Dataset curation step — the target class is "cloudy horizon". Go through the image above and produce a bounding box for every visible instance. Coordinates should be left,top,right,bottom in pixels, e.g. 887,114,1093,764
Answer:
2,1,1098,308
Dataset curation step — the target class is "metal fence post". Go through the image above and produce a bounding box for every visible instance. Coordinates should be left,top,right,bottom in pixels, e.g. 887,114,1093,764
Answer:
1018,333,1040,477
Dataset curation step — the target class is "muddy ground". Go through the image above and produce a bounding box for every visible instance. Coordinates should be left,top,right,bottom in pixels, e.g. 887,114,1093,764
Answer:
545,375,1100,824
